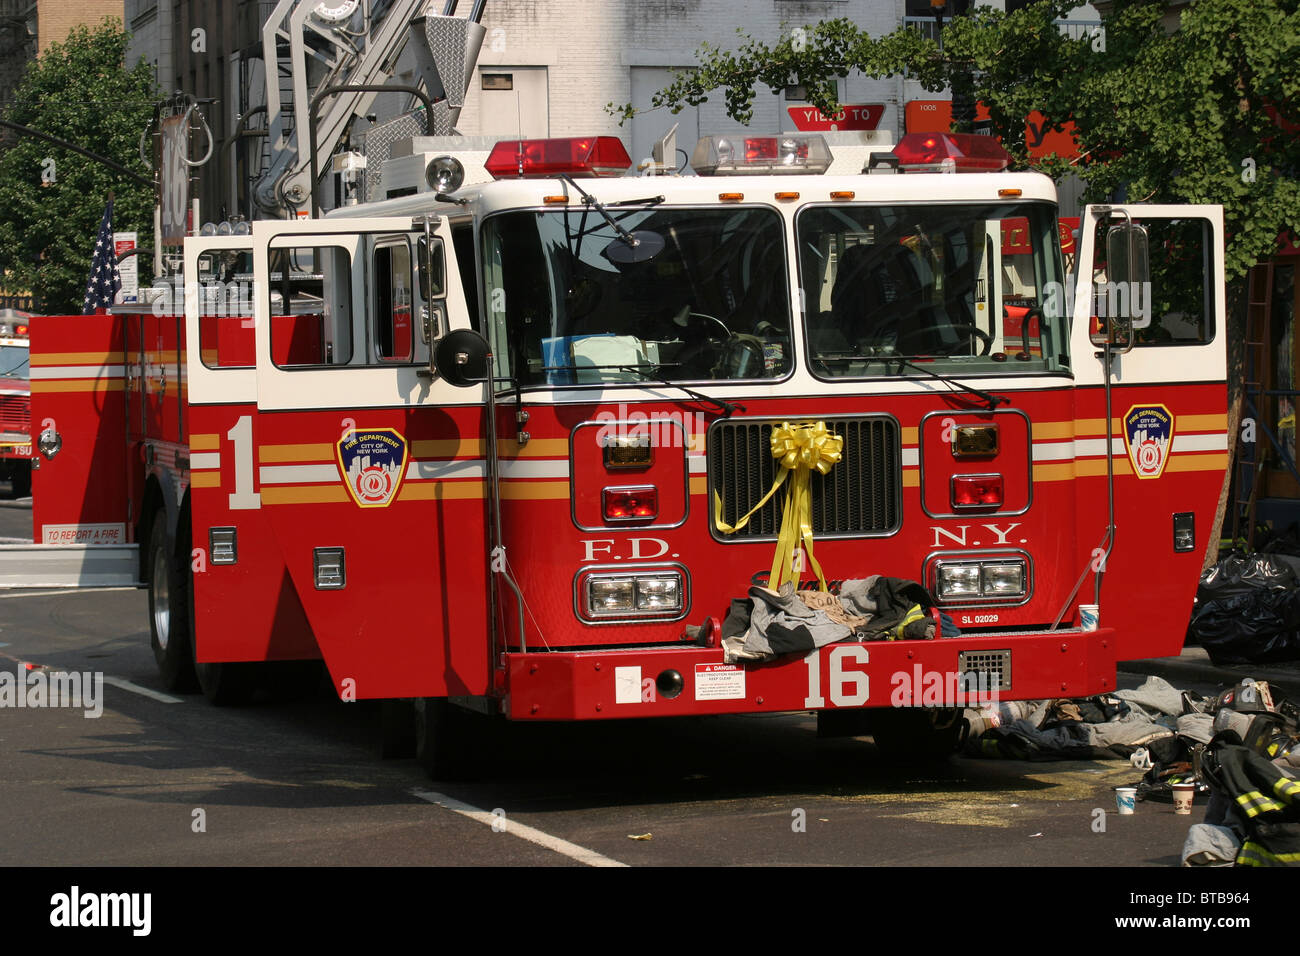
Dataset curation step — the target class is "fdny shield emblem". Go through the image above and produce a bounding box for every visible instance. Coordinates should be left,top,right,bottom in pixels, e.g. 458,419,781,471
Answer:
337,428,408,507
1123,405,1174,480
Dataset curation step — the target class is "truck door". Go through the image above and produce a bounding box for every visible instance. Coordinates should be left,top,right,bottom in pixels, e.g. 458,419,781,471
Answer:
249,217,490,700
183,235,319,666
1069,204,1228,658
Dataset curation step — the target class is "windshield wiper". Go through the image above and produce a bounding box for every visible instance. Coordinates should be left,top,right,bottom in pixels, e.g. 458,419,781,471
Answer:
818,353,1006,410
536,362,743,417
890,356,1007,410
558,175,638,247
620,365,744,418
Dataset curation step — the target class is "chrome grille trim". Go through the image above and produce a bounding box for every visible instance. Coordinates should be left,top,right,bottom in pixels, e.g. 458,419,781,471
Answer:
707,414,902,541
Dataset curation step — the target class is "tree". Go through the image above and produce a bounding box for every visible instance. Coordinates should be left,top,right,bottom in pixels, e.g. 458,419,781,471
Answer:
615,0,1300,562
0,20,158,314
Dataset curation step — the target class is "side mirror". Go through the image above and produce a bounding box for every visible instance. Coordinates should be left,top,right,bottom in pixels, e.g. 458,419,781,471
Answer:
1106,222,1149,287
433,329,490,387
418,236,445,301
1090,222,1149,350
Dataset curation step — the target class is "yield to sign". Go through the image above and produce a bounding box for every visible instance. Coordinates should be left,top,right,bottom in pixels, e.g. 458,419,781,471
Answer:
787,104,885,131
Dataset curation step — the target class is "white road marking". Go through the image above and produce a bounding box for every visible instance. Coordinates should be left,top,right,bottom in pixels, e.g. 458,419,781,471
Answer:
101,676,183,704
0,587,137,600
411,789,627,867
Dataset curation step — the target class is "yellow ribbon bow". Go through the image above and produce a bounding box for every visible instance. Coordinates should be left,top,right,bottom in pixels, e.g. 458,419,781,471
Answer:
715,420,843,591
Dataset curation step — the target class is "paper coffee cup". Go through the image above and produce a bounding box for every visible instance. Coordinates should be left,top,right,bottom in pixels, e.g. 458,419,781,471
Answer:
1115,787,1137,815
1079,605,1100,631
1172,782,1195,815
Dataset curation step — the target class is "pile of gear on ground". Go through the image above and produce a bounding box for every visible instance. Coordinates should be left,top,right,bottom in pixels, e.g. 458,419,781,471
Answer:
959,675,1300,867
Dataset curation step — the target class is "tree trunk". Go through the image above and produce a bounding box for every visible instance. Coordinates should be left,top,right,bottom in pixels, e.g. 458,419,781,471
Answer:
1203,277,1250,569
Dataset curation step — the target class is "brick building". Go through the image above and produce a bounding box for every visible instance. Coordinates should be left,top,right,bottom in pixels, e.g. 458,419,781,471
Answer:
36,0,121,52
0,1,124,145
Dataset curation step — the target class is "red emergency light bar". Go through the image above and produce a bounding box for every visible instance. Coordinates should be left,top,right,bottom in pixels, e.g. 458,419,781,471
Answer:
484,136,633,179
892,132,1011,173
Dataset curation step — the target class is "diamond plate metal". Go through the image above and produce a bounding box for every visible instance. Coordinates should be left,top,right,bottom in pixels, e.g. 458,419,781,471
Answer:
364,110,428,202
422,14,487,108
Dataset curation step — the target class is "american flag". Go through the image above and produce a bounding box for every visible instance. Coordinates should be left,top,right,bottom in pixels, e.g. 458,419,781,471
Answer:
81,200,122,314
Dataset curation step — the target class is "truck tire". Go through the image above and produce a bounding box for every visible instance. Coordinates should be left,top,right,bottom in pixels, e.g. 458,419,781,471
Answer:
10,462,30,499
193,650,257,706
380,699,417,758
868,707,965,761
415,698,478,780
148,515,198,692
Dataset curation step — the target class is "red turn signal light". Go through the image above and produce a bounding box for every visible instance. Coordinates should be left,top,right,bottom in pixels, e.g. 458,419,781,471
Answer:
952,474,1004,509
603,485,658,521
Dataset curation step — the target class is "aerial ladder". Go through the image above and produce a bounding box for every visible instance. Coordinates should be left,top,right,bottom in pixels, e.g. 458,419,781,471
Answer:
254,0,487,218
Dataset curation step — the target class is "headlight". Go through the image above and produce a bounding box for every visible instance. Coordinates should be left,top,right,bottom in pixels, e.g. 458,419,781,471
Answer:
582,571,684,619
634,576,680,610
981,563,1025,595
933,557,1028,603
589,578,635,613
937,564,981,599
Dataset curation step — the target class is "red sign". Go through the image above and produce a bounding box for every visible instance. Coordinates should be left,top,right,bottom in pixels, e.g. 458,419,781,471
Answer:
1059,217,1080,255
1001,217,1032,255
787,104,885,132
905,100,1080,161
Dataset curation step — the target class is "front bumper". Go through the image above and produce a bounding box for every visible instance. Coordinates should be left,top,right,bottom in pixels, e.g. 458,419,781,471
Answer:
504,627,1120,720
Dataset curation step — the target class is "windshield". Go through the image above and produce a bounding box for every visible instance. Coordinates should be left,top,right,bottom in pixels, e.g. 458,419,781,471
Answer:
481,206,792,386
798,202,1069,378
0,344,29,379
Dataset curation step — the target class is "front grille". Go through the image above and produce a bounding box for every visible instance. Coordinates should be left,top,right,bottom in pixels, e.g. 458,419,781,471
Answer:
958,650,1012,692
709,416,901,539
0,394,29,433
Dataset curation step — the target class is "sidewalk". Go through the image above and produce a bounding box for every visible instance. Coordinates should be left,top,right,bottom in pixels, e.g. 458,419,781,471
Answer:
1120,645,1300,702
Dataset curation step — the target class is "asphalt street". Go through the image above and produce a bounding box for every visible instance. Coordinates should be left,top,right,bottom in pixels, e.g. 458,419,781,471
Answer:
0,485,1278,873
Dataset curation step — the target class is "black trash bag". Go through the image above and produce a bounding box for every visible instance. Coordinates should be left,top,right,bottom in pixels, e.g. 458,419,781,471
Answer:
1187,553,1300,665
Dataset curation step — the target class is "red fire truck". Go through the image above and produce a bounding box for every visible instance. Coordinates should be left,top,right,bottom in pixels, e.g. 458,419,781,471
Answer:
0,314,32,499
29,129,1227,775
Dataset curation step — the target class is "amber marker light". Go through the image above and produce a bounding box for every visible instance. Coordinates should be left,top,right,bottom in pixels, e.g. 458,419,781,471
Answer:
830,190,855,200
718,192,744,202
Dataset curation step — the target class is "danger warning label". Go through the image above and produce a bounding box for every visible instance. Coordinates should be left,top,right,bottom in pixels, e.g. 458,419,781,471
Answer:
694,663,745,701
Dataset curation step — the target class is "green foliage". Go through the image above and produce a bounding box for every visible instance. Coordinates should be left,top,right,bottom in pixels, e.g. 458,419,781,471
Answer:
0,20,159,313
612,0,1300,279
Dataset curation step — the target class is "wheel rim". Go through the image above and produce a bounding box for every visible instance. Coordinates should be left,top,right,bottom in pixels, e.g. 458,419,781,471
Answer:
152,544,170,650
